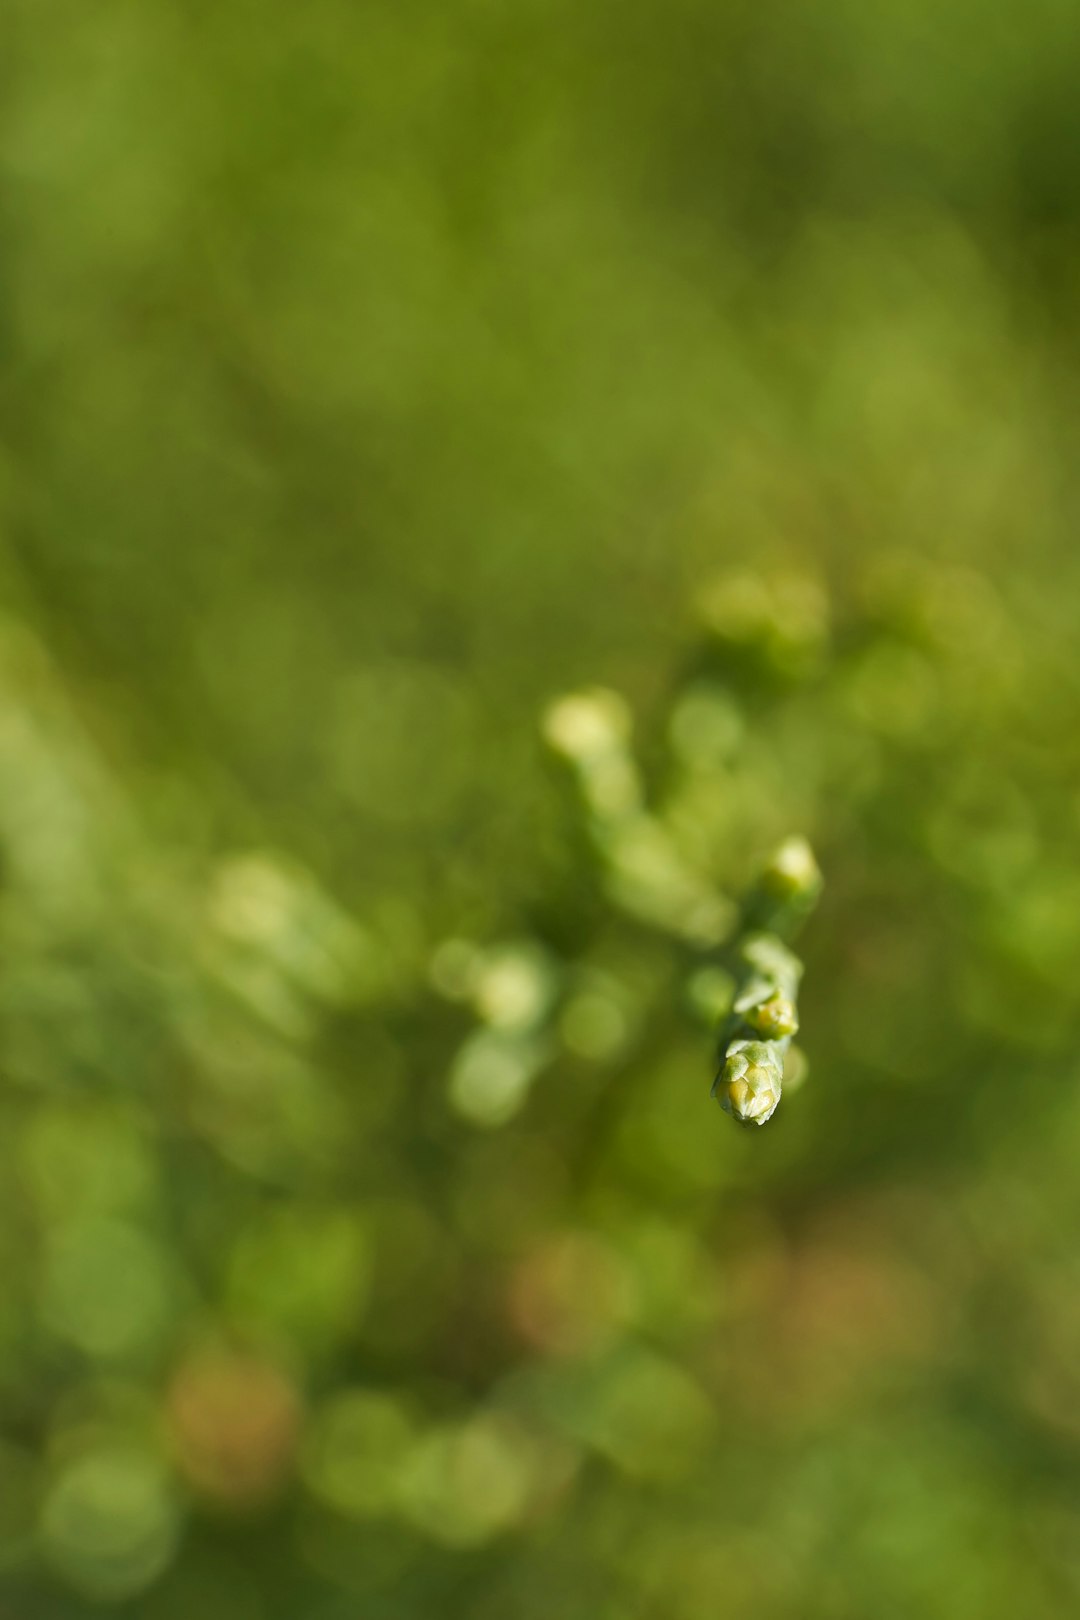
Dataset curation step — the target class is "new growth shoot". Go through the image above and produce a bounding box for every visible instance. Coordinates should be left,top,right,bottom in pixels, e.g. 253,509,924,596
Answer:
712,839,822,1126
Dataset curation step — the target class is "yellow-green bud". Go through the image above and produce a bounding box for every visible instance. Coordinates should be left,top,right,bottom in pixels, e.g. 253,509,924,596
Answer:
759,837,823,905
713,1039,783,1125
744,991,799,1040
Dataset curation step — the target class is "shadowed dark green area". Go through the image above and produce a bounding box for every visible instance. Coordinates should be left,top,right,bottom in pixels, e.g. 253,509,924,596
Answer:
2,3,1080,1616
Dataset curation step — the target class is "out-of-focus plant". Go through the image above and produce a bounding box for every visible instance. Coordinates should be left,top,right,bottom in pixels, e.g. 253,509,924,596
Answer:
5,526,1080,1620
6,2,1080,1609
541,691,821,1126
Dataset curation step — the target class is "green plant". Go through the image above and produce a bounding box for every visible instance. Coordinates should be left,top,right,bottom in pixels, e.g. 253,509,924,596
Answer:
543,691,821,1126
712,839,822,1125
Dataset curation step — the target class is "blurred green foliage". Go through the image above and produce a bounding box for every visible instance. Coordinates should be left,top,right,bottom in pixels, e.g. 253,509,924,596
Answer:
3,2,1080,1616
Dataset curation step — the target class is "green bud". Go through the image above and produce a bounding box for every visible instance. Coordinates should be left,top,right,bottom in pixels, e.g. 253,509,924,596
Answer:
541,688,632,764
712,1039,783,1126
729,934,802,1042
759,836,822,903
743,991,798,1040
737,933,802,995
744,838,823,940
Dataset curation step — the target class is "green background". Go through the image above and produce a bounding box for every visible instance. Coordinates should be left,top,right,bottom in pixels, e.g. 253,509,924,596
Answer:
2,2,1080,1614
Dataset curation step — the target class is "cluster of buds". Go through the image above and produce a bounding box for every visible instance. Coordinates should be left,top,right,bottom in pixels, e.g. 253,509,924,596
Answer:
540,688,822,1129
713,841,822,1127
